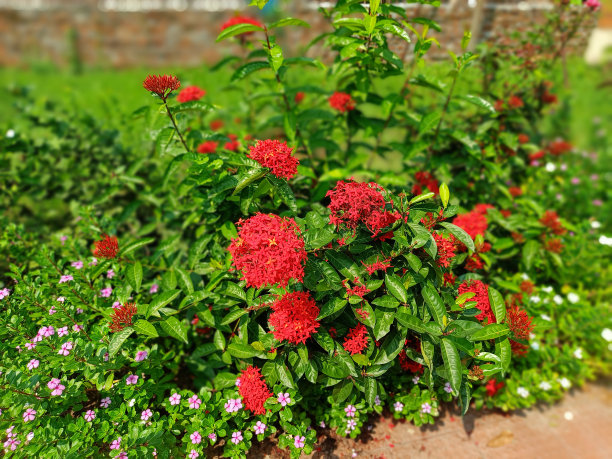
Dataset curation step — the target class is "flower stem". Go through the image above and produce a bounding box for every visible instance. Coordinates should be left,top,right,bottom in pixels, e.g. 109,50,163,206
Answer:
163,99,190,153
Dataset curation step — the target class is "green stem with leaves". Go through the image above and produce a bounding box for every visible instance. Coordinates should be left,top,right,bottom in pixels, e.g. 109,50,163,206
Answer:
163,99,190,153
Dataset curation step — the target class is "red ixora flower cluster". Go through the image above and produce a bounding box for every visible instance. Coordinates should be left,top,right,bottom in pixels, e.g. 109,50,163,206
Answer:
247,139,299,180
399,351,424,373
362,256,392,274
326,180,400,237
544,237,563,253
143,74,181,99
458,280,495,324
93,234,119,259
176,85,206,103
433,233,456,268
343,323,369,355
228,213,307,288
197,141,217,154
224,134,240,151
238,366,273,415
506,305,534,341
453,210,488,240
110,303,137,332
548,139,572,156
474,203,494,215
485,378,505,397
412,171,439,195
221,16,263,33
343,278,370,298
329,91,356,113
268,291,320,345
540,210,566,235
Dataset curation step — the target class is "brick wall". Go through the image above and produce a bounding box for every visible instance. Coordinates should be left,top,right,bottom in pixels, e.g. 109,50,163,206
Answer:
0,0,599,68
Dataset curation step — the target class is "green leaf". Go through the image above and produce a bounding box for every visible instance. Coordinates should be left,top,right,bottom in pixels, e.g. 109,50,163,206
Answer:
268,43,284,73
221,308,247,325
439,222,475,252
439,183,450,207
458,94,496,113
160,316,188,344
374,328,407,365
522,240,540,270
120,238,155,257
125,261,143,292
234,168,266,194
421,282,446,325
377,20,410,42
304,228,335,250
146,290,181,318
216,23,264,42
317,298,347,320
231,61,271,82
488,287,505,323
372,295,400,308
332,380,353,404
440,338,462,394
268,176,297,212
385,273,407,303
495,337,511,372
269,17,310,29
175,268,194,295
276,362,295,389
459,381,471,416
395,310,427,333
319,356,349,379
108,327,133,358
214,372,237,390
469,323,509,341
418,111,440,135
409,192,435,204
132,319,158,338
214,330,226,350
227,343,259,359
365,378,377,406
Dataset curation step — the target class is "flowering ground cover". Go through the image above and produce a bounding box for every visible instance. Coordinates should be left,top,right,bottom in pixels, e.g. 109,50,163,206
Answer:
0,1,611,457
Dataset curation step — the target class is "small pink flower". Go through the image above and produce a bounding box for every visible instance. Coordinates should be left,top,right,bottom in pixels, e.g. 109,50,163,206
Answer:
294,435,305,449
76,308,83,314
100,287,113,298
110,437,122,450
346,419,356,431
208,433,217,442
25,342,36,350
60,235,68,245
189,450,199,459
32,334,42,343
126,374,139,385
3,437,20,450
169,393,181,405
89,257,98,266
141,409,153,421
150,284,159,294
135,350,148,362
47,378,65,396
118,452,128,459
23,408,36,422
112,301,122,309
104,352,109,361
344,405,356,417
73,324,83,332
107,269,115,279
0,288,10,300
277,392,291,406
586,0,601,10
58,341,73,356
421,402,432,414
57,326,68,337
235,378,241,387
100,397,111,408
71,261,83,269
48,307,56,315
57,296,65,302
394,401,404,412
59,275,73,283
27,359,39,370
84,410,96,422
231,431,243,445
40,326,55,337
188,395,202,409
190,431,202,444
26,432,34,442
254,421,266,435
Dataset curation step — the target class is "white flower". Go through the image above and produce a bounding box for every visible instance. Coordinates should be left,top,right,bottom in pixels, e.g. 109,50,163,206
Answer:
517,387,529,398
128,399,136,407
539,381,551,391
521,273,529,280
531,342,540,351
559,378,571,389
599,235,612,247
529,333,536,340
530,296,541,303
564,411,574,421
567,293,579,304
541,314,551,321
591,221,601,229
573,348,583,359
542,286,553,293
6,129,15,138
553,295,563,305
545,162,556,172
602,328,612,342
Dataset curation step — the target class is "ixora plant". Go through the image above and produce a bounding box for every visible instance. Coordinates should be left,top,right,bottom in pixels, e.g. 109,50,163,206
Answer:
0,0,610,458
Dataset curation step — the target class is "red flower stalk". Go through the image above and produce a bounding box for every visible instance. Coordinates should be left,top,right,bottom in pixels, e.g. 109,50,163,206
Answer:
326,180,400,237
508,187,522,197
110,303,137,332
224,134,240,151
485,378,504,397
518,134,529,144
548,139,572,156
93,234,119,259
421,209,445,230
143,74,181,99
544,237,563,253
529,150,546,161
540,210,566,235
465,254,485,272
512,232,525,244
197,141,218,154
398,350,424,373
228,213,307,288
221,16,263,33
519,280,534,295
361,256,392,275
343,278,370,299
210,119,224,131
343,323,369,355
510,339,529,356
294,92,305,104
443,272,456,286
268,291,320,345
356,307,369,319
433,233,456,268
238,365,273,415
457,280,495,324
412,171,439,196
506,305,534,341
176,85,206,103
453,210,488,240
474,203,495,215
508,95,524,109
329,91,356,113
247,139,299,180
